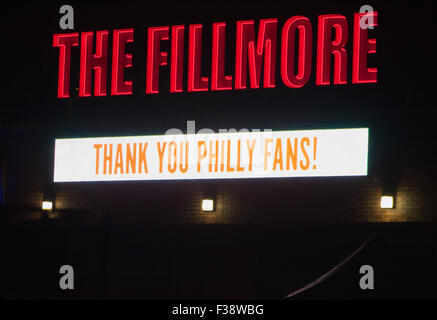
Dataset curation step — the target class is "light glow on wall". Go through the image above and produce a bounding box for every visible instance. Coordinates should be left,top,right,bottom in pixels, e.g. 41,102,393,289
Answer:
54,128,368,182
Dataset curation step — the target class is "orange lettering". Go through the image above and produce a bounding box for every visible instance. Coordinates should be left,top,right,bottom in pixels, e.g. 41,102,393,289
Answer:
220,140,225,172
126,143,137,174
157,142,167,173
300,137,310,170
226,140,235,172
246,139,256,172
139,143,148,173
236,140,244,172
179,141,189,173
103,144,113,174
264,138,273,171
114,143,124,174
273,138,283,171
168,142,177,174
94,144,103,174
286,138,298,170
197,141,207,172
209,140,219,172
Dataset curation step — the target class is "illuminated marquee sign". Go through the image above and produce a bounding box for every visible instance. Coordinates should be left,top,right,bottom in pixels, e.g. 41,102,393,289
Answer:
53,12,377,98
53,128,368,182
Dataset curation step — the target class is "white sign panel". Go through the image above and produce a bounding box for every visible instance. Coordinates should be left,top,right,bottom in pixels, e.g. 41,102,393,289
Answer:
54,128,368,182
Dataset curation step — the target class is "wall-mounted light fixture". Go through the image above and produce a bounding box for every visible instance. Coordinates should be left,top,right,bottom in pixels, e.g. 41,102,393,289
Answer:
381,181,396,209
42,201,53,212
202,199,214,212
380,196,394,209
201,186,217,212
42,187,55,213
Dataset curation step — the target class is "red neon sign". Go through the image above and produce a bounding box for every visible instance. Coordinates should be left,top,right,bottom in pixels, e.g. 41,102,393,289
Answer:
53,12,378,98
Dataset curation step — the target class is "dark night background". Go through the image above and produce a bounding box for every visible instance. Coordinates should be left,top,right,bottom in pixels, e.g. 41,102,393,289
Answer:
1,0,436,299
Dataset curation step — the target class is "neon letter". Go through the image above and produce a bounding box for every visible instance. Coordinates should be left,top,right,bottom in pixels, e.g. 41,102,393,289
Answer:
53,33,79,98
211,22,233,91
111,29,134,95
188,24,209,92
281,16,312,88
170,25,185,93
146,26,169,94
353,11,378,83
79,31,109,97
316,15,348,85
235,19,278,89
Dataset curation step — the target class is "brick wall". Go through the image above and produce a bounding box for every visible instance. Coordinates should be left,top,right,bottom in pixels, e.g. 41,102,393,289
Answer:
2,128,436,224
